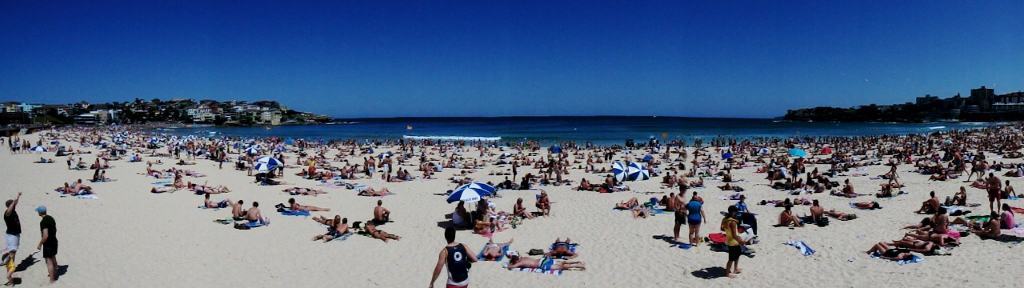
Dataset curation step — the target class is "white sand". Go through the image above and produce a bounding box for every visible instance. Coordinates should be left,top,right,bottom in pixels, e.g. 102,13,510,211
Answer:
3,131,1022,287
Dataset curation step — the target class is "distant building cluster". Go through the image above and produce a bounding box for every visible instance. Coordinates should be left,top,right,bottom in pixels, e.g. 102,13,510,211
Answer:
0,98,329,126
785,86,1024,122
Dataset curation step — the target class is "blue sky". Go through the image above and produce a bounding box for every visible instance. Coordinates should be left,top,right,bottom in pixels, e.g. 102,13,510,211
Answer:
1,1,1021,118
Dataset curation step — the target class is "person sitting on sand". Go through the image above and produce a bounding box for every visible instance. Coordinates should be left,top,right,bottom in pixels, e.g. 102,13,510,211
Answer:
513,198,534,219
360,221,401,242
916,191,941,214
535,191,551,216
245,202,268,224
202,193,229,209
971,212,1002,240
1001,203,1016,229
545,238,578,259
480,238,513,261
312,216,349,242
358,187,392,197
809,200,825,223
778,204,803,227
286,198,330,212
452,201,471,228
373,200,390,225
230,200,247,220
953,186,968,206
283,187,326,196
506,252,586,271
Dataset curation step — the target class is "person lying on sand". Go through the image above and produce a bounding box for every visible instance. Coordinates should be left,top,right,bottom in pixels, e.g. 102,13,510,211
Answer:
358,187,392,197
286,198,330,212
150,186,177,194
545,238,578,259
189,183,230,195
202,193,229,209
852,201,881,210
506,252,585,271
824,209,857,221
866,242,915,261
283,187,326,196
312,216,349,242
615,197,640,210
481,238,513,261
358,221,401,242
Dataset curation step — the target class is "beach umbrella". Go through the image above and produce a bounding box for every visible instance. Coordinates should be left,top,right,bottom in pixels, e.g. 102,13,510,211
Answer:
722,152,733,160
30,146,47,153
626,162,650,181
788,148,807,158
611,161,627,182
549,145,562,154
758,147,770,155
246,145,261,156
446,182,497,203
642,154,654,162
253,156,282,173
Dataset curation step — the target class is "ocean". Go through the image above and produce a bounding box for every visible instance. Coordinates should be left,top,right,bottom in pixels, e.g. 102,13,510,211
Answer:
160,116,996,145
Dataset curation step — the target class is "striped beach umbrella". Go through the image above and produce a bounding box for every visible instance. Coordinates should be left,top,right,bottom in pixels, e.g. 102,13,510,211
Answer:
627,162,650,181
30,146,47,153
611,161,627,182
254,156,282,173
446,182,497,203
246,145,262,156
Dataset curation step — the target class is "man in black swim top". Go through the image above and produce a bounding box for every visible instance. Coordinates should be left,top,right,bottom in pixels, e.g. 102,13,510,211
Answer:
430,227,476,288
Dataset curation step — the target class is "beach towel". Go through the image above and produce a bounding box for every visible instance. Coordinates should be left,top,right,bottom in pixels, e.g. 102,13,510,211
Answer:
278,208,311,216
71,194,98,200
502,263,564,276
477,244,511,261
870,252,925,265
328,232,354,243
783,240,815,256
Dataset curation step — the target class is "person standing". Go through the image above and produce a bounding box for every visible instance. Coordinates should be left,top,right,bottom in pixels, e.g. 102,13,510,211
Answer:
722,205,744,278
430,227,476,288
3,193,21,285
35,206,58,283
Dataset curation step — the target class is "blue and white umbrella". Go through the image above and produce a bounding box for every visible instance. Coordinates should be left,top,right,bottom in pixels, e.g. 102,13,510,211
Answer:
626,162,650,181
611,161,627,182
30,146,47,153
446,182,496,203
642,154,654,162
253,156,282,173
246,145,262,156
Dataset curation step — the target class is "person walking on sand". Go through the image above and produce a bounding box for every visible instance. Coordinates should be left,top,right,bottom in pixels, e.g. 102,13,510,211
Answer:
35,206,58,283
3,193,22,285
430,227,476,288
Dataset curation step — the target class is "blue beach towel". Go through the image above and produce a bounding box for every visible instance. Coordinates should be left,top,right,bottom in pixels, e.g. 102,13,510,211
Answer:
870,252,925,265
784,240,815,256
279,209,311,216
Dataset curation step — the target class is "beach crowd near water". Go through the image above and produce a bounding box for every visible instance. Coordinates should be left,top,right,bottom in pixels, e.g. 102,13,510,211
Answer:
2,123,1024,287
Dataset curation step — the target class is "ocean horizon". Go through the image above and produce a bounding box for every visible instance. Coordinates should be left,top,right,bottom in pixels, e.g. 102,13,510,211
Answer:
161,116,997,145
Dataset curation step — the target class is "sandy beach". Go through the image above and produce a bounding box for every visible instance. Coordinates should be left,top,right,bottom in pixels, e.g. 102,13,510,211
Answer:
3,127,1023,288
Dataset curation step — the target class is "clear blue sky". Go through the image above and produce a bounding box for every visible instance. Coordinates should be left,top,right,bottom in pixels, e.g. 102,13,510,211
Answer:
1,1,1021,118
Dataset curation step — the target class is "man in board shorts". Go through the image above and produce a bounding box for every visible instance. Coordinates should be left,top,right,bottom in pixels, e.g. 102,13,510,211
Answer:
986,173,1002,214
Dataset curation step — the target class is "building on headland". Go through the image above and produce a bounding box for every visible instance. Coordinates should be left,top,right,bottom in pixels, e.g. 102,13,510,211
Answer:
784,86,1024,122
